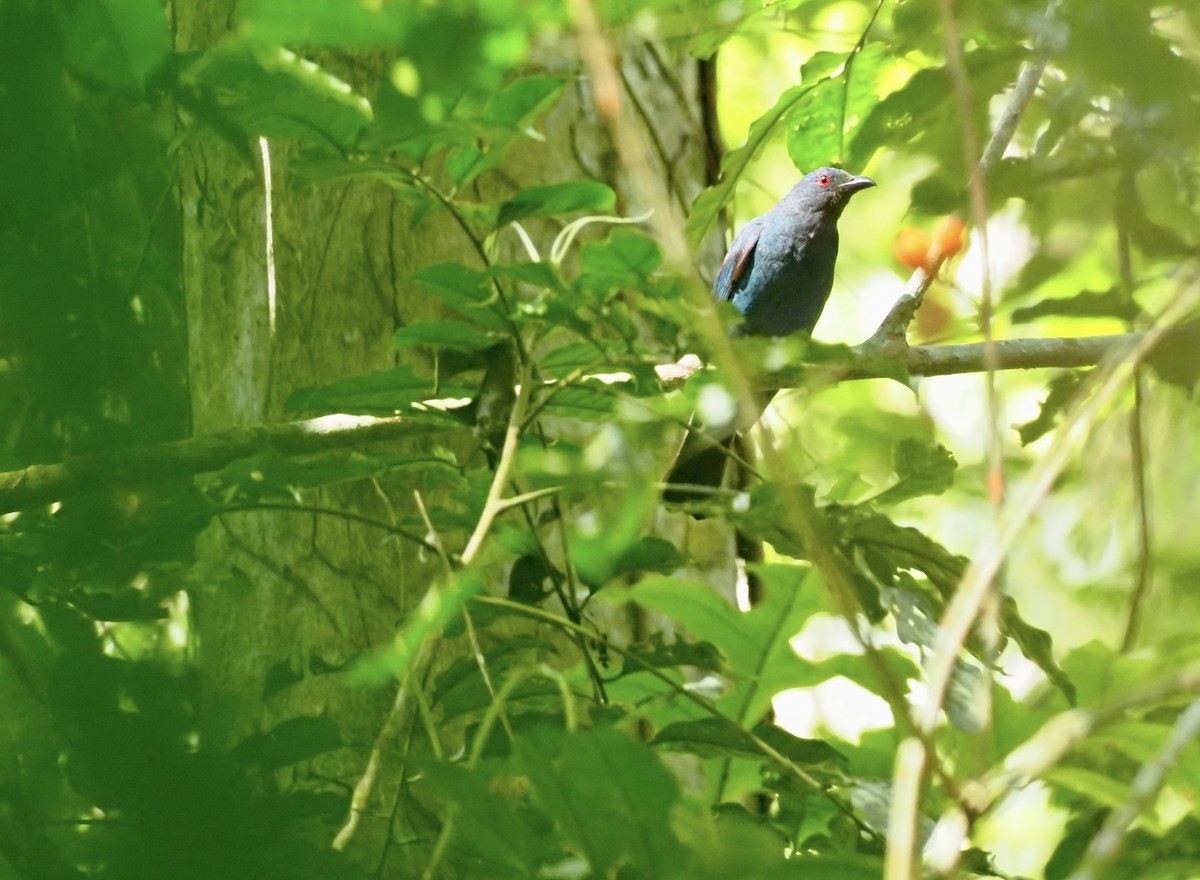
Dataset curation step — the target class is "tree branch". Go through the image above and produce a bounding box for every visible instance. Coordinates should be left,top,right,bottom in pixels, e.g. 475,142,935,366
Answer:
0,332,1147,515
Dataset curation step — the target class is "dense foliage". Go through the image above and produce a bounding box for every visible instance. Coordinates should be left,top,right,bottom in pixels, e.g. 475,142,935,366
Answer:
1,0,1199,878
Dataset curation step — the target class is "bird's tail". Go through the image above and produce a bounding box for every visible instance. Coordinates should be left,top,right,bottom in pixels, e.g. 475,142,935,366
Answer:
662,430,734,505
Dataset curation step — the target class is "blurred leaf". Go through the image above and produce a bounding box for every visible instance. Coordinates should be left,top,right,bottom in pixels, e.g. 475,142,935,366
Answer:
578,229,663,292
945,660,989,734
233,716,341,770
238,0,408,48
573,536,686,590
394,319,500,352
1012,287,1140,323
448,76,565,184
62,0,170,88
1149,317,1200,393
352,570,485,685
653,718,844,767
187,45,372,152
873,439,956,505
1016,371,1087,446
849,65,950,171
1047,765,1132,810
413,757,545,873
285,364,474,416
514,725,686,877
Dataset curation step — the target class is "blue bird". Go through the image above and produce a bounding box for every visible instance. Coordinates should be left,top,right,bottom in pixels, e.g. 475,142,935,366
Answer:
664,167,876,503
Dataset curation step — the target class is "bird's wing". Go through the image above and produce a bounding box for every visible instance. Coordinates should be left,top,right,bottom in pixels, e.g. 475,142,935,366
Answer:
712,217,766,302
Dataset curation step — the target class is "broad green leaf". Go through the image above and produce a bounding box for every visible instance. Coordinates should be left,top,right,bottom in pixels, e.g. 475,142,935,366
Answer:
412,262,509,331
62,0,171,88
515,725,686,877
490,260,566,293
497,181,617,227
1012,287,1140,323
849,65,950,171
605,576,760,671
537,382,620,421
448,77,566,185
480,76,565,128
394,319,499,352
787,46,886,173
1149,317,1200,392
578,228,663,292
762,647,921,708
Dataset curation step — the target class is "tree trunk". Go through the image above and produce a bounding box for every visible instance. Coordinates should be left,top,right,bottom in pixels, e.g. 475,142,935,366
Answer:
176,5,723,872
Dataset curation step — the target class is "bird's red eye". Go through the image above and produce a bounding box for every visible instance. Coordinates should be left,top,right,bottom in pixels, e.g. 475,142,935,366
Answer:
819,174,831,187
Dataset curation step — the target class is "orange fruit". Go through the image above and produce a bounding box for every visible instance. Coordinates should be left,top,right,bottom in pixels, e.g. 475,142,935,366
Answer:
934,216,967,258
893,226,933,271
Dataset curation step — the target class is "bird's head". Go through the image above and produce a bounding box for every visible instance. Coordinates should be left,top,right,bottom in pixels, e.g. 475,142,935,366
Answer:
790,167,876,216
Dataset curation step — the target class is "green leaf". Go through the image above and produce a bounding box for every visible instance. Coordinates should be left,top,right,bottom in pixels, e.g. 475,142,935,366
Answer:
62,0,171,88
490,260,566,293
233,716,341,770
686,84,814,248
1016,372,1087,446
352,571,485,685
873,439,957,505
1149,317,1200,393
188,45,373,152
412,758,544,872
215,449,458,500
573,536,686,590
604,576,760,671
515,725,686,877
653,718,843,766
481,76,565,128
394,319,499,352
786,46,886,173
285,364,473,416
1012,287,1140,323
578,229,663,292
1047,765,1132,810
497,181,617,227
448,77,566,185
411,262,509,331
849,65,950,171
238,0,407,49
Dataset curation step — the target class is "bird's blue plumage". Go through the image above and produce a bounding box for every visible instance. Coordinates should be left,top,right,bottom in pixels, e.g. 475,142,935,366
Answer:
664,167,875,505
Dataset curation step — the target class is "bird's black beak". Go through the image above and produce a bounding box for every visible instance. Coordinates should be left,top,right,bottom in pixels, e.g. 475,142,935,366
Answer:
840,175,876,193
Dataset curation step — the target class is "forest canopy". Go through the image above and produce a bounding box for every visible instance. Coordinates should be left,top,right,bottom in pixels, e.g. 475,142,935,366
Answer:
0,0,1199,878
